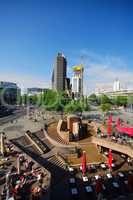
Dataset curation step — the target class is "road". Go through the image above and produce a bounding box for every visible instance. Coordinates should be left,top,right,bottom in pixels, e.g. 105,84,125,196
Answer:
0,107,26,126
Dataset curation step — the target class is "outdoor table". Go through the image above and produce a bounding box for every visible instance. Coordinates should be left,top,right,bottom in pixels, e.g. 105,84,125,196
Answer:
85,185,93,193
3,157,10,161
90,165,97,172
127,158,132,163
100,164,106,169
121,154,126,159
118,172,124,177
69,178,76,184
106,173,112,179
112,137,116,141
16,180,21,184
91,165,96,169
68,167,74,172
104,151,108,156
82,176,88,182
128,171,133,175
95,175,101,180
112,182,119,188
112,163,115,168
71,188,78,195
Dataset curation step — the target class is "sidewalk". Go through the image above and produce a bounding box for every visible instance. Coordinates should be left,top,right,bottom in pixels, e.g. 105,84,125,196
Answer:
2,116,43,139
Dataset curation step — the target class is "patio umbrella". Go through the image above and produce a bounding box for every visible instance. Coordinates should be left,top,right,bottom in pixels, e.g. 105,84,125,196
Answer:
82,151,86,176
109,114,113,124
107,125,112,137
107,116,112,137
108,149,112,171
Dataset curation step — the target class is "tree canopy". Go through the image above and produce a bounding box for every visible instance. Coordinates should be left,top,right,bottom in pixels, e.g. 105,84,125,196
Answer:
98,94,111,104
88,93,98,104
21,90,90,113
99,103,112,113
113,96,127,106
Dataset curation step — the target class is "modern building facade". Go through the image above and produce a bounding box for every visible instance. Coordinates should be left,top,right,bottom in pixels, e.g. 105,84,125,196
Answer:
27,88,49,96
95,79,133,97
113,79,121,92
72,65,84,99
0,81,21,105
72,76,81,99
52,53,67,91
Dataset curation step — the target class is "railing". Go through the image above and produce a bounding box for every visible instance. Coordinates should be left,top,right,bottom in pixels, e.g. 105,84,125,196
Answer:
56,152,67,164
25,131,46,154
91,136,133,158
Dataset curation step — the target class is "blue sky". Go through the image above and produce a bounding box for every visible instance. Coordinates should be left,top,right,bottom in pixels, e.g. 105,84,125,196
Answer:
0,0,133,93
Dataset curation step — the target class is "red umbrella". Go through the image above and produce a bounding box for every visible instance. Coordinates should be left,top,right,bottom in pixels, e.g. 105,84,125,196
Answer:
107,125,112,137
109,114,113,124
108,149,112,170
82,151,86,176
107,115,112,137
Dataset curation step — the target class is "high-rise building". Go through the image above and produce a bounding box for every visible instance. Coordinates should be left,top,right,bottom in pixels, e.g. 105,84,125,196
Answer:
113,79,121,92
52,53,67,91
72,65,84,99
0,81,21,105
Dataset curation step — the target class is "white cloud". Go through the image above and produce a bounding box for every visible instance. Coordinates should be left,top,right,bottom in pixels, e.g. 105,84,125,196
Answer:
0,72,50,93
1,50,133,95
85,63,133,94
69,49,133,94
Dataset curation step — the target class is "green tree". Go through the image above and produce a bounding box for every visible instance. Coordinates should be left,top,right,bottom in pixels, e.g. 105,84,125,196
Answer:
127,95,133,110
41,90,69,111
115,96,127,106
88,93,98,104
98,94,111,105
99,103,112,115
64,100,83,113
42,90,57,106
29,95,38,105
80,97,90,111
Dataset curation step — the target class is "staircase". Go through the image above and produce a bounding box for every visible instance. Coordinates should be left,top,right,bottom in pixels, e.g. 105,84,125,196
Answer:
43,155,66,186
34,131,54,150
11,136,67,187
48,126,70,145
25,131,47,154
